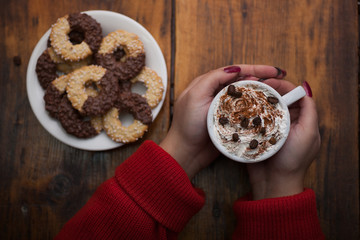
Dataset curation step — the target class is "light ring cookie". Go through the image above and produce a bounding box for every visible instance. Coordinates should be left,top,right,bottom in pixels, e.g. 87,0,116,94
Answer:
130,67,164,108
66,65,119,116
95,30,145,81
103,92,152,143
50,13,102,61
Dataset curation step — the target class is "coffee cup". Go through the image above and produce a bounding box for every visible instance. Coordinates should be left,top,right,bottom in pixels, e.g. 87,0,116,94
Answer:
207,80,306,163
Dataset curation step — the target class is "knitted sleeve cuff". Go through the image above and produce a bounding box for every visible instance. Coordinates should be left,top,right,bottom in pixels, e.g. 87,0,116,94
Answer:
232,188,325,240
115,140,205,233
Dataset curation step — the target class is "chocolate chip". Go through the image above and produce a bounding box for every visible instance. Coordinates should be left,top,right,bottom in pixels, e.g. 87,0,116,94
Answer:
227,85,242,98
232,133,239,142
267,96,279,104
13,56,21,66
253,116,261,126
260,127,266,135
219,117,229,125
227,85,236,94
240,117,249,128
269,137,277,145
249,139,258,149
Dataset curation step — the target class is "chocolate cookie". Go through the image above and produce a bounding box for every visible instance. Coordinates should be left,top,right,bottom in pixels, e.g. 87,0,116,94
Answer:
66,65,119,116
103,92,152,143
36,49,58,89
95,30,145,81
36,47,92,89
43,75,69,119
130,66,163,108
58,96,102,138
50,12,102,61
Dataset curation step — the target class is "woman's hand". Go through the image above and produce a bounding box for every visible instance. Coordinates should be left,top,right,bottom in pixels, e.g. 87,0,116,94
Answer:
247,80,320,200
160,65,286,179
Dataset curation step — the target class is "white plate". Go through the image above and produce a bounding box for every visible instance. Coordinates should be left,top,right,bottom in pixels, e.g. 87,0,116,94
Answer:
26,10,167,151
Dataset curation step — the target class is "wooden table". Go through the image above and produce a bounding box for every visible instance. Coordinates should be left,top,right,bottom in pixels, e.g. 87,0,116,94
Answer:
0,0,358,239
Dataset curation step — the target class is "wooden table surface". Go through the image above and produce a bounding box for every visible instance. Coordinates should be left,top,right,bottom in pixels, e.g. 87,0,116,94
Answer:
0,0,358,239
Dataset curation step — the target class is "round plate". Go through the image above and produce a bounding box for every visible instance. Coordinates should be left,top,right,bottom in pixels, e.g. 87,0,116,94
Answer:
26,10,167,151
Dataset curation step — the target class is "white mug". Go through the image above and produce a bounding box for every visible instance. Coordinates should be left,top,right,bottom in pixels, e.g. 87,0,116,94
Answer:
207,80,306,163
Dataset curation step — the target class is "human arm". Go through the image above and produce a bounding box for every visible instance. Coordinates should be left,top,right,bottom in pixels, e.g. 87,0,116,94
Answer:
232,80,325,239
245,80,321,200
55,141,205,240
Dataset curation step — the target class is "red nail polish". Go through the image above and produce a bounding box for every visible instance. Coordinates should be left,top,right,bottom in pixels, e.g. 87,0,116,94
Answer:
224,66,241,73
275,67,287,77
302,81,312,97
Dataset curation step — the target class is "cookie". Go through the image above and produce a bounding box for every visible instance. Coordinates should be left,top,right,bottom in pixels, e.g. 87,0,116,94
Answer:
44,74,103,138
50,13,102,61
36,49,58,89
43,74,70,118
66,65,119,116
95,30,145,81
103,92,152,143
47,47,92,74
58,96,103,138
131,67,164,108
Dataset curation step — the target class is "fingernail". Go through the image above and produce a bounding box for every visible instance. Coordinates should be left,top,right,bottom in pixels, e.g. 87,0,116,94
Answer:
302,81,313,97
275,67,287,77
224,66,241,73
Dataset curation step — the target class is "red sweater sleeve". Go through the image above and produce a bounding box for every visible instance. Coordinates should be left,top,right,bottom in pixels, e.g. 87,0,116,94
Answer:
232,188,325,240
54,140,205,240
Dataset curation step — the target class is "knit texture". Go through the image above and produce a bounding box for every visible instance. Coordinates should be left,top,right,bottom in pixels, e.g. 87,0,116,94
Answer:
55,140,205,240
232,188,325,240
55,140,325,239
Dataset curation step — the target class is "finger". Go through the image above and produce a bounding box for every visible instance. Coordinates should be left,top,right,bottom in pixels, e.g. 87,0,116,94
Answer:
179,65,287,99
296,96,319,132
193,67,241,98
261,79,297,95
237,64,287,79
179,67,240,99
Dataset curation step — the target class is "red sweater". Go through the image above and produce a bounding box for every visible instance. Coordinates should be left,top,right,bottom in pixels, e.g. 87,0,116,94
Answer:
55,140,325,240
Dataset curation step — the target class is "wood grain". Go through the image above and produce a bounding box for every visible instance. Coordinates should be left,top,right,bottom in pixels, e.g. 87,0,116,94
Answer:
175,0,358,239
0,1,171,239
0,0,358,239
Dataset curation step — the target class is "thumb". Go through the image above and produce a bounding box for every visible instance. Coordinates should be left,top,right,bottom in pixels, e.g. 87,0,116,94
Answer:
191,66,241,98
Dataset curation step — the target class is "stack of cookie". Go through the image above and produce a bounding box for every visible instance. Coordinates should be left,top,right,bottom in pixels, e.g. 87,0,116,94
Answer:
35,12,164,143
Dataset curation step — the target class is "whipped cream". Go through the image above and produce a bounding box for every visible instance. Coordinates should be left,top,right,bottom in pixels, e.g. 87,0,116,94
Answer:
213,83,288,161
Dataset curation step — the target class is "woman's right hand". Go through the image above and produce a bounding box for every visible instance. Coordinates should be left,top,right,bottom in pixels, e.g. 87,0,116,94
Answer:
247,80,321,200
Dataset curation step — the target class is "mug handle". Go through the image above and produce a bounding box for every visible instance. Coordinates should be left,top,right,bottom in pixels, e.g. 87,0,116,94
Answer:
282,86,306,106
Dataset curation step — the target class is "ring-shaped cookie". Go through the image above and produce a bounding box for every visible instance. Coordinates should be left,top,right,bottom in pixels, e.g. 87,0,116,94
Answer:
44,74,69,118
103,92,152,143
131,67,164,108
50,13,102,61
58,96,103,138
44,74,102,138
66,65,119,116
95,30,145,81
36,47,92,89
47,47,92,74
36,48,58,89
